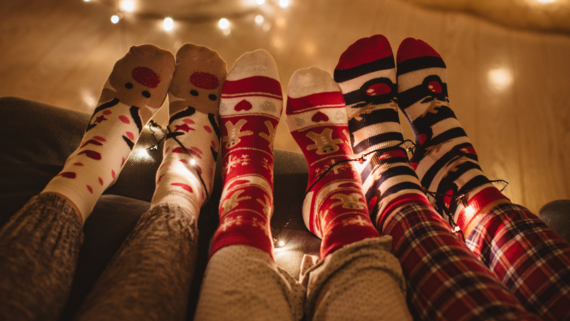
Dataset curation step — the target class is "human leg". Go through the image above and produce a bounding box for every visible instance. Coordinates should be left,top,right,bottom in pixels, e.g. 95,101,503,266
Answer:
395,37,570,320
74,44,226,321
287,67,412,321
194,50,304,321
334,35,540,320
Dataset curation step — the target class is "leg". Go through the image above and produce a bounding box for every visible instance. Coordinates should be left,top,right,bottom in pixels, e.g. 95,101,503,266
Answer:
0,45,174,321
287,67,412,320
75,44,226,321
334,35,540,320
195,50,304,321
395,37,570,320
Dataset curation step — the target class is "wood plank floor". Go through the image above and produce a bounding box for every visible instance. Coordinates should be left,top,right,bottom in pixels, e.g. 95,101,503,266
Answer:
1,0,569,213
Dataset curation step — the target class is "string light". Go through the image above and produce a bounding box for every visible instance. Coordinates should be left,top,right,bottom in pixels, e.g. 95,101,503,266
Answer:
454,226,461,232
163,17,174,31
111,15,120,24
120,0,135,13
218,18,230,30
279,0,289,8
537,0,555,2
278,240,285,247
255,15,264,24
190,159,196,165
488,67,512,92
84,0,90,2
256,0,265,4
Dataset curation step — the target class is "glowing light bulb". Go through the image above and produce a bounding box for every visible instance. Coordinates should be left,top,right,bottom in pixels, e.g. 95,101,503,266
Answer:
136,148,150,159
120,0,135,12
537,0,554,3
111,15,120,24
278,240,285,247
84,0,91,2
218,18,230,30
190,159,196,165
163,17,174,31
488,68,512,92
279,0,289,8
464,205,475,216
454,226,461,232
255,15,264,24
256,0,265,4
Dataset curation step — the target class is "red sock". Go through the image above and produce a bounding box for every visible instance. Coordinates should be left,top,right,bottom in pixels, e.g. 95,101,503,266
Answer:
286,67,380,259
210,50,283,258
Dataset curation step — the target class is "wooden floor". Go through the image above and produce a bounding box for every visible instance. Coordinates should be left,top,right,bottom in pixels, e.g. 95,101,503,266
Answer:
1,0,569,213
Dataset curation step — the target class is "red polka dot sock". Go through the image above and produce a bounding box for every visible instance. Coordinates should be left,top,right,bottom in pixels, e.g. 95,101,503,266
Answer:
286,67,380,259
396,38,509,233
43,45,175,221
209,50,283,258
334,35,429,228
151,44,227,215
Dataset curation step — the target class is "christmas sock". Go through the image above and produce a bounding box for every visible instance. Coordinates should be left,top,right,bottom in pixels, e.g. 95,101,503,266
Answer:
209,50,283,258
43,45,175,221
334,35,428,227
396,38,509,234
151,44,226,214
286,67,379,259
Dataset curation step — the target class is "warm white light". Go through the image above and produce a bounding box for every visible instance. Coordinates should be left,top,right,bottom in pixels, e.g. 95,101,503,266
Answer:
454,226,461,232
256,0,265,4
537,0,555,3
120,0,135,12
135,148,150,159
84,0,91,2
279,0,289,8
262,23,271,32
190,159,196,165
218,18,230,30
163,17,174,31
255,15,264,24
464,205,475,216
278,240,285,247
488,68,512,91
111,15,120,24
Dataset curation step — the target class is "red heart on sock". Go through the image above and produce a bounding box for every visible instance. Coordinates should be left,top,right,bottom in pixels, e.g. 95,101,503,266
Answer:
235,99,253,111
311,111,329,123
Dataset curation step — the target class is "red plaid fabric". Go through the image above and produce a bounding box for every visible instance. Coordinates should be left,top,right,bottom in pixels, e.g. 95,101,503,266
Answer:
381,201,540,320
466,203,570,320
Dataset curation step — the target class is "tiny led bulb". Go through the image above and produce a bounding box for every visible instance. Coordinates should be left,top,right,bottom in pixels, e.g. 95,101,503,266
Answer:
278,240,285,247
163,17,174,31
454,226,460,232
464,206,475,216
255,15,264,24
120,0,135,12
279,0,289,8
111,15,120,24
218,18,229,30
190,159,196,165
256,0,265,4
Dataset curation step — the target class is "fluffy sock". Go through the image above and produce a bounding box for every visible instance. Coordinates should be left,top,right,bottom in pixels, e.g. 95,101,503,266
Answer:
43,45,175,221
334,35,429,227
209,50,283,258
396,38,509,234
286,67,379,259
151,44,226,214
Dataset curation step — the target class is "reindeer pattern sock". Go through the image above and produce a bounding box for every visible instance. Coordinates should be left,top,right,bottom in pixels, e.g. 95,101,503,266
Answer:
334,35,428,227
151,44,226,214
209,50,283,258
396,38,508,231
286,67,379,259
43,45,175,220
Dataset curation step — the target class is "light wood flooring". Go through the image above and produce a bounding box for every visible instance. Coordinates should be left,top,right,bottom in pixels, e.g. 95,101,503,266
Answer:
1,0,569,213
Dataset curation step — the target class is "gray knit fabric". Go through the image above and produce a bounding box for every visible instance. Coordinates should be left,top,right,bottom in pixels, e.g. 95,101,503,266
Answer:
0,193,84,321
194,245,306,321
74,203,199,321
302,236,412,321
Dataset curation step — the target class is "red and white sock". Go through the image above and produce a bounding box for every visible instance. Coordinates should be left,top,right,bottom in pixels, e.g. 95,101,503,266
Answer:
286,67,379,259
210,50,283,258
151,44,227,214
396,38,509,233
43,45,175,221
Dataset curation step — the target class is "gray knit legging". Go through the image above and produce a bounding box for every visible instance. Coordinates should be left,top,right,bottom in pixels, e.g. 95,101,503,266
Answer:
0,193,411,321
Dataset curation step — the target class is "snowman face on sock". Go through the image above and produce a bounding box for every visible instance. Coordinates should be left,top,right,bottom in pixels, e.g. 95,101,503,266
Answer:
100,48,172,121
169,62,225,116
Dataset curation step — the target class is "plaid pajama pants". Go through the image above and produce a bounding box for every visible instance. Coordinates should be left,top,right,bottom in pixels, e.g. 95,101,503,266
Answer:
466,203,570,320
381,202,543,321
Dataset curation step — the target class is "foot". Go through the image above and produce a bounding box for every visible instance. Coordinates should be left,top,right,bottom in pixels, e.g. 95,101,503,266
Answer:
210,50,283,258
286,67,379,258
151,43,227,215
396,38,509,233
334,35,428,227
43,45,175,221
